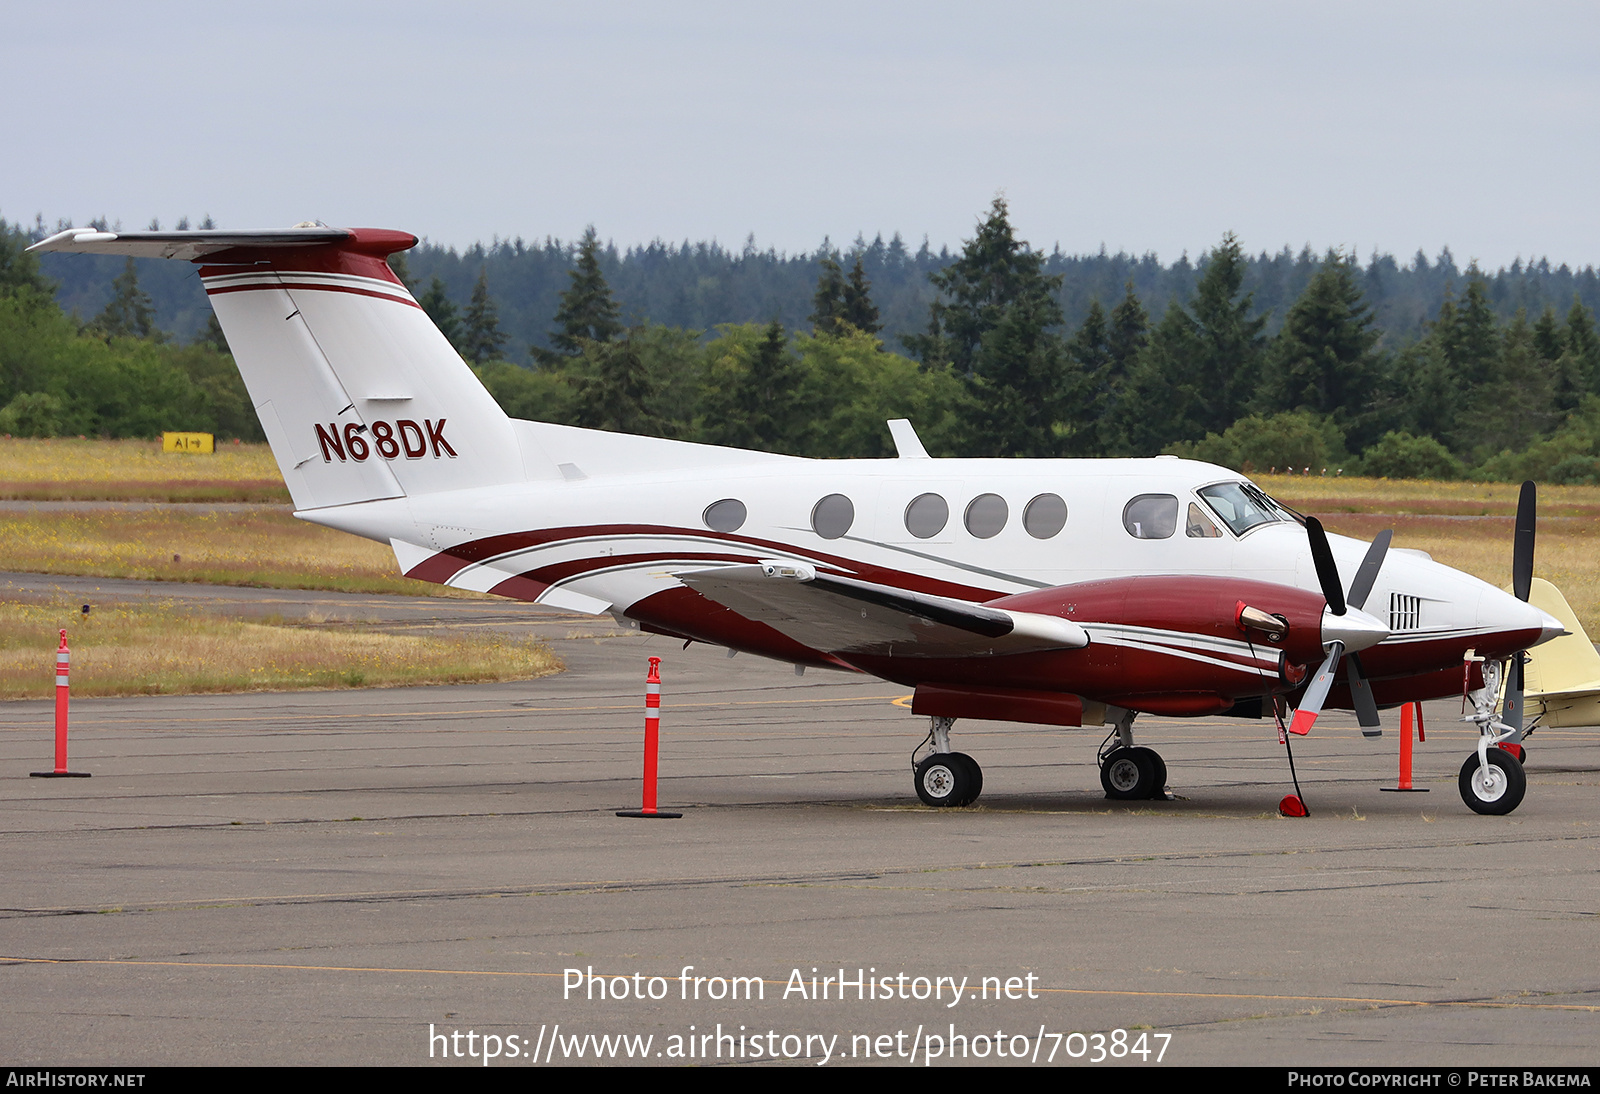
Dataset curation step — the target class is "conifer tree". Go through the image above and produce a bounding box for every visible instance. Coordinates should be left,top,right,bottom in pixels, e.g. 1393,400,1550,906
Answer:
1532,304,1565,363
904,197,1070,456
1455,310,1556,455
811,256,845,335
93,258,158,339
1110,234,1265,451
1091,282,1150,454
1566,300,1600,395
0,223,54,300
1107,281,1149,374
1064,300,1111,455
1536,304,1587,412
739,320,802,448
1184,232,1268,434
1262,252,1381,420
539,227,622,364
570,329,664,435
418,277,462,350
387,251,414,291
841,257,880,335
460,268,507,363
199,311,230,354
1440,268,1499,388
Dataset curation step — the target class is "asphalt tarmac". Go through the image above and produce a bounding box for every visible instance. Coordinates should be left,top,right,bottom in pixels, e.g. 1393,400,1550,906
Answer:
2,573,1597,1067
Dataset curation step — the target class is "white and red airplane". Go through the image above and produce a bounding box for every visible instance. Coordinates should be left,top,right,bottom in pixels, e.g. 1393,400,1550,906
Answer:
32,225,1573,815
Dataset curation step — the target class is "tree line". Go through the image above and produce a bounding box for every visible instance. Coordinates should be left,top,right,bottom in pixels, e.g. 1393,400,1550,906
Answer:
463,201,1600,482
31,210,1600,363
6,206,1600,484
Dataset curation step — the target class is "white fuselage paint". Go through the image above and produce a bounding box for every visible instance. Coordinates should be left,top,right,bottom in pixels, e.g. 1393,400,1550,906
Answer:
301,454,1549,654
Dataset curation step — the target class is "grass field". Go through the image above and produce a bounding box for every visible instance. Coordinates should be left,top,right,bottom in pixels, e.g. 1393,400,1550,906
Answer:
0,599,560,700
0,440,1595,629
0,504,458,596
0,438,289,502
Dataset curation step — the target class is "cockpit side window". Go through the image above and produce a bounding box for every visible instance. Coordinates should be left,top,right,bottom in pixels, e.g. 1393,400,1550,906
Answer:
1123,494,1178,539
1186,502,1222,538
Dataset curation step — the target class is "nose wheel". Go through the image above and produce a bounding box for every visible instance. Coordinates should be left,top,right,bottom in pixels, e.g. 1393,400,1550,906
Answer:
1458,659,1529,815
1458,749,1526,815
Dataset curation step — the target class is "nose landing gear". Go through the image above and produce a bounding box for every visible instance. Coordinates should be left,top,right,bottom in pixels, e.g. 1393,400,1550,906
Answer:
1459,659,1527,815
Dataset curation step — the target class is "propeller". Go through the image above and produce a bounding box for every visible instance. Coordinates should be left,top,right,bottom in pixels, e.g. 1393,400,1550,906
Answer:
1288,520,1393,737
1501,481,1537,740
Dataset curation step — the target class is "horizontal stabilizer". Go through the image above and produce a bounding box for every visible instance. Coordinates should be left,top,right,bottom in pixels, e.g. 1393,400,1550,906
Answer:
28,226,370,261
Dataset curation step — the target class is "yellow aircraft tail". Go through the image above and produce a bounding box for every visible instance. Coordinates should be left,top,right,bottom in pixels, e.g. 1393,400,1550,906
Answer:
1524,578,1600,728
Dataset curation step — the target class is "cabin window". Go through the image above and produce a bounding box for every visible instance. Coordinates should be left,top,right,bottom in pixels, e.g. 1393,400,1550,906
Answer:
1022,493,1067,539
811,494,855,539
702,498,747,533
904,493,949,538
1186,502,1222,538
1123,494,1178,539
964,493,1008,538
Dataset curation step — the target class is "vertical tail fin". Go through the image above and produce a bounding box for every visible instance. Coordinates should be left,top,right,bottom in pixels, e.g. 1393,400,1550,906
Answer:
30,226,523,510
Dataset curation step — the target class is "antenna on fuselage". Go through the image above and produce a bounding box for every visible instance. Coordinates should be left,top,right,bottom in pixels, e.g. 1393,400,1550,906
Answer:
887,419,930,459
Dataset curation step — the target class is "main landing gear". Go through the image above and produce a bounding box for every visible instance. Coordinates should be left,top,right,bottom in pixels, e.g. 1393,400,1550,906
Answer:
1098,708,1169,801
912,716,983,807
1458,660,1528,816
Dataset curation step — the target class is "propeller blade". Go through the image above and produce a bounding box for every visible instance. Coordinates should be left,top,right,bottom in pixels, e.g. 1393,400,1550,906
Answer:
1513,480,1536,602
1345,529,1392,612
1288,641,1344,736
1505,481,1537,741
1347,651,1382,737
1306,518,1346,616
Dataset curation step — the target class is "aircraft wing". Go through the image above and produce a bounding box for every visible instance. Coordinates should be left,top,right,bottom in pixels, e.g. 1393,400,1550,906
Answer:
675,562,1087,658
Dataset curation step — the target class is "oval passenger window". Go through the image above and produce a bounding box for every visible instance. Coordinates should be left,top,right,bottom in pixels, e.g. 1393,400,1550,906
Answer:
1022,493,1067,539
1123,494,1178,539
811,494,855,539
964,493,1008,538
702,498,747,533
903,493,949,538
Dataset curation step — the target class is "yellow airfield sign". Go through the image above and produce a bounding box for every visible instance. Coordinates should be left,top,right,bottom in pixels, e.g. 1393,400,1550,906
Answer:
162,432,214,454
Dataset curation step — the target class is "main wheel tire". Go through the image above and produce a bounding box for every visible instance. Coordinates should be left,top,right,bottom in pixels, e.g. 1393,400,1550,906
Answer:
915,753,976,808
1101,747,1156,800
1129,747,1168,799
946,752,983,805
1459,750,1527,815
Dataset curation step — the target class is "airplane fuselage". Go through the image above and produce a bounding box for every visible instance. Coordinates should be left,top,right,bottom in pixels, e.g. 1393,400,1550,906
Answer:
302,452,1551,715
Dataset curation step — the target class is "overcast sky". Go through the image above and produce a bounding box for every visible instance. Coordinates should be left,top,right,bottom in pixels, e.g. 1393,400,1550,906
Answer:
8,1,1597,268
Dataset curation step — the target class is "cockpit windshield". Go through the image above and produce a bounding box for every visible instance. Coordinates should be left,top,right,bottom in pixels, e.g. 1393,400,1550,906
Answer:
1196,481,1300,536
